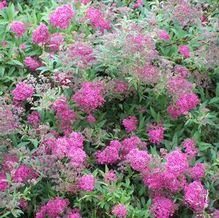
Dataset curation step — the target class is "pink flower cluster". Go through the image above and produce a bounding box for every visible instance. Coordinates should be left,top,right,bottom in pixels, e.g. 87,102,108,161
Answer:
50,132,86,168
118,135,208,217
179,45,190,58
36,197,69,218
86,114,96,123
134,0,144,9
68,43,95,67
122,116,138,133
65,209,82,218
0,0,6,10
72,81,105,113
0,104,18,135
10,21,26,37
147,124,165,144
80,0,91,5
24,56,42,71
27,111,41,126
78,174,95,192
165,149,189,177
2,154,18,172
189,163,205,180
32,23,49,45
96,136,145,165
104,170,117,183
157,30,170,41
151,196,176,218
48,33,64,52
168,93,200,119
52,97,77,134
114,80,129,93
86,7,111,32
184,181,208,213
49,4,74,29
168,76,193,97
96,140,121,164
182,138,198,159
112,204,127,218
121,136,143,157
12,164,37,183
12,82,34,102
126,148,151,173
0,172,8,191
175,65,190,78
137,64,160,84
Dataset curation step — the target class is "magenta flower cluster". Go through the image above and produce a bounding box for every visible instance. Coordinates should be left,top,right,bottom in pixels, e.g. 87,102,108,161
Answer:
12,82,34,102
86,7,111,32
72,81,105,113
111,204,127,218
10,21,26,37
122,116,138,133
49,4,75,29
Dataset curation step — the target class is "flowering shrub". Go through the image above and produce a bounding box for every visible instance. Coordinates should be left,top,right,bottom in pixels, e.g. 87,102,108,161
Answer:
0,0,219,217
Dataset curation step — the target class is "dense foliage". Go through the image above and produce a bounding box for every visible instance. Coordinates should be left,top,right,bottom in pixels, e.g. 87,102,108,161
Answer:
0,0,219,217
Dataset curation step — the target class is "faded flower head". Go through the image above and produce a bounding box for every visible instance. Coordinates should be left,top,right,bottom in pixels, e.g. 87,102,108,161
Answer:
112,204,127,218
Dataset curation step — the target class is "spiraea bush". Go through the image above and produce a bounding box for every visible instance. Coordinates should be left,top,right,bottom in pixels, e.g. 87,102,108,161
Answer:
0,0,219,217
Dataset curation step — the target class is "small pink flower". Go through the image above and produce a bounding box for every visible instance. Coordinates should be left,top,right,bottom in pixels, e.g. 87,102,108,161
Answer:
86,7,111,32
80,0,91,5
137,64,160,84
122,116,138,133
114,80,129,93
126,148,151,173
182,138,198,159
19,43,27,50
19,199,28,209
32,23,49,45
96,140,121,164
165,149,189,177
174,65,190,78
86,114,96,123
0,172,9,191
112,204,127,218
104,170,117,183
0,0,7,10
12,82,34,102
134,0,144,9
12,164,37,183
10,21,26,37
24,56,42,71
49,4,74,29
72,81,105,113
27,111,41,126
158,30,170,41
65,209,82,218
48,33,64,52
78,174,95,191
36,197,69,218
184,181,208,213
179,45,190,58
151,196,176,218
2,154,18,172
189,163,205,180
147,124,164,144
